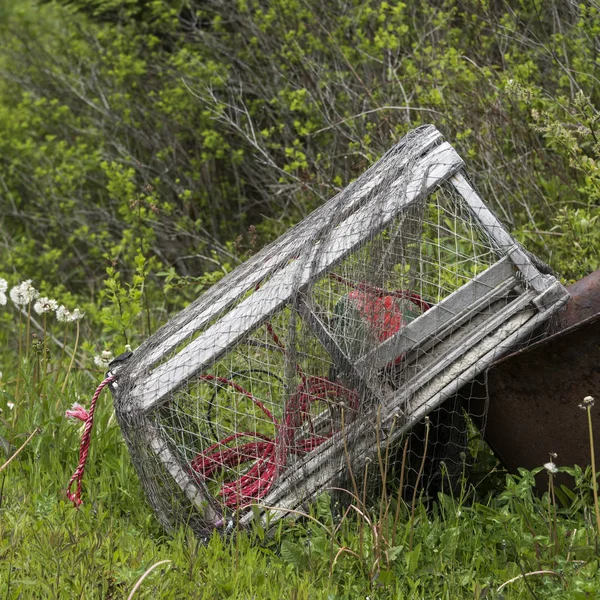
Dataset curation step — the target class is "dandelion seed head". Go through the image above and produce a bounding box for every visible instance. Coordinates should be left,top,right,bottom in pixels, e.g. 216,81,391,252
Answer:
68,308,85,322
57,305,85,322
0,278,7,294
56,305,71,322
579,395,595,410
10,287,25,305
10,280,39,306
0,291,6,306
33,297,58,315
544,462,558,474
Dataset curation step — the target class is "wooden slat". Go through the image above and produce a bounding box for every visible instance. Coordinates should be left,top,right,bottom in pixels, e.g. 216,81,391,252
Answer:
399,285,570,425
124,127,444,380
143,424,221,525
399,312,535,423
450,172,555,294
132,143,464,413
355,256,518,373
399,276,519,370
389,289,537,400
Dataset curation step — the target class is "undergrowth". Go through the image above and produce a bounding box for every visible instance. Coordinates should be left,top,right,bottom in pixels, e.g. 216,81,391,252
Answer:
0,290,599,599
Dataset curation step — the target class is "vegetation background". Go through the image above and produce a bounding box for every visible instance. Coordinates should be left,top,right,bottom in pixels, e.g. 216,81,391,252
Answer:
0,0,599,597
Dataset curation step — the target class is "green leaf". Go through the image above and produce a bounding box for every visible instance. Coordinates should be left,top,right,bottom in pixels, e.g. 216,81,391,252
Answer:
405,543,421,574
280,540,307,570
315,491,332,525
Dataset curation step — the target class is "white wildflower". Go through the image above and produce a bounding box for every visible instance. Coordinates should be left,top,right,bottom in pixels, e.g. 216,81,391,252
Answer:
9,280,39,306
68,308,85,321
6,401,14,410
579,395,595,410
56,305,85,322
56,305,71,322
93,355,108,369
544,462,558,474
33,297,58,315
94,350,113,369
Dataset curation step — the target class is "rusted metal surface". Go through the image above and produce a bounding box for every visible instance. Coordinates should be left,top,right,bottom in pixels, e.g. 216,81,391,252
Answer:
555,268,600,330
483,268,600,489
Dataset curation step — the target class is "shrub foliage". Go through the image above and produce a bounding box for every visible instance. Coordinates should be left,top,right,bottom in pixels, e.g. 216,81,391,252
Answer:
0,0,598,312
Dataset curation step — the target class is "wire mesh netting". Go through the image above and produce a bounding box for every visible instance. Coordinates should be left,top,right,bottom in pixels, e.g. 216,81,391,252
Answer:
109,125,569,537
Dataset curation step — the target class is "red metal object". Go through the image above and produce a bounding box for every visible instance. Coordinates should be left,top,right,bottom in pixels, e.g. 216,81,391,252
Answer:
483,268,600,489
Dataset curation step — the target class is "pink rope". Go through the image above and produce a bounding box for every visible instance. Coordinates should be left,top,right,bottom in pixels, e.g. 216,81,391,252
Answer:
65,403,90,422
190,375,358,508
65,375,115,507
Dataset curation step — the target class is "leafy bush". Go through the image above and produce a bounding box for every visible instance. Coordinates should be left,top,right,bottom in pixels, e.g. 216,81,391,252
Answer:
0,0,598,325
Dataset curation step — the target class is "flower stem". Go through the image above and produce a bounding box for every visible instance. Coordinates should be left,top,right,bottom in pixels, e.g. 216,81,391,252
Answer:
25,302,32,354
15,309,22,403
586,405,600,537
61,321,80,396
54,323,69,386
42,314,47,377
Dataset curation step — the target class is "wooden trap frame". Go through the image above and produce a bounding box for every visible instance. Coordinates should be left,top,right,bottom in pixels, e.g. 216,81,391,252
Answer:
108,125,569,536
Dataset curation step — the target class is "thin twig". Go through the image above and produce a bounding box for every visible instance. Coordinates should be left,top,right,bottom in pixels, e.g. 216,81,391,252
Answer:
392,435,410,548
127,560,172,600
381,413,398,525
311,106,445,135
252,504,333,536
0,427,40,474
330,545,361,576
409,417,430,550
341,408,361,505
496,570,562,593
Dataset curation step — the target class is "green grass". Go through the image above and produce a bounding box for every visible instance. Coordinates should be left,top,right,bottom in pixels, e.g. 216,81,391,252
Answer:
1,338,600,599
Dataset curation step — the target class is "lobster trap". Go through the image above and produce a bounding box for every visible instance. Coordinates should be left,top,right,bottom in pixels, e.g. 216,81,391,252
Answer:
109,125,569,536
